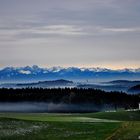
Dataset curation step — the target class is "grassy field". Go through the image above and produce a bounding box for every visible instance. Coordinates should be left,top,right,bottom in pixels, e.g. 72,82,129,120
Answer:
0,111,139,140
84,110,140,121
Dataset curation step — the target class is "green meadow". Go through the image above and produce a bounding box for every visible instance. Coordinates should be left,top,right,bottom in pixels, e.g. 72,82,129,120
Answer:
0,111,139,140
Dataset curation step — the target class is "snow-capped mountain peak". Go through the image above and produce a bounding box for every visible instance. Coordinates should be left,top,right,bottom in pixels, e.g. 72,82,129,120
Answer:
0,66,140,82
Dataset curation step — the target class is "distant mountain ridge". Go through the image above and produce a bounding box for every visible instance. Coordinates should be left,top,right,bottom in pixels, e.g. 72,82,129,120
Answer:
1,79,140,94
0,65,140,82
106,80,140,85
78,80,140,94
17,79,73,86
128,84,140,94
0,79,74,88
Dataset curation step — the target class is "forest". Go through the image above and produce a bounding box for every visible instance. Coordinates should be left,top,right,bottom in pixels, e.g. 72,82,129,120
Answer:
0,88,139,110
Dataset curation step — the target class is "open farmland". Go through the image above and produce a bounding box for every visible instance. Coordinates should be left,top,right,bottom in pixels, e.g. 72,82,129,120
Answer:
0,111,139,140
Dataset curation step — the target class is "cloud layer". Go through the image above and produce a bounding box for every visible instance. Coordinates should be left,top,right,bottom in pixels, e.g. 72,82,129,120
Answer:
0,0,140,69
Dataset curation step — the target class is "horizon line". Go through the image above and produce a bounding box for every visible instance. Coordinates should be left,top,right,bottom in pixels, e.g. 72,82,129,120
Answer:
0,65,140,71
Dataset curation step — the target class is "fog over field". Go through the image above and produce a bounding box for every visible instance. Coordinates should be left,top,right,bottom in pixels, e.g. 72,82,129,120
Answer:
0,102,113,113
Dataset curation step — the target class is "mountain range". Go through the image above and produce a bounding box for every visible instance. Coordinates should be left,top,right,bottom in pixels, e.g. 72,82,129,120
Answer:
0,65,140,82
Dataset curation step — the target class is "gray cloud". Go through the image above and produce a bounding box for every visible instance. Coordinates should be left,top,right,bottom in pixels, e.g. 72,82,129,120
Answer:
0,0,140,69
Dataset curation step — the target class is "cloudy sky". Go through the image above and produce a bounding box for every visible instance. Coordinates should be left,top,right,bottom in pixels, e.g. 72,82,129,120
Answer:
0,0,140,69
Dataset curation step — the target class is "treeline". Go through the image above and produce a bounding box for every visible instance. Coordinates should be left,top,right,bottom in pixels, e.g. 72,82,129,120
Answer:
0,88,139,109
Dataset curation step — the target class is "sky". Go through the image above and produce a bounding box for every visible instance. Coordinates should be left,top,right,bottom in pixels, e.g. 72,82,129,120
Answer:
0,0,140,69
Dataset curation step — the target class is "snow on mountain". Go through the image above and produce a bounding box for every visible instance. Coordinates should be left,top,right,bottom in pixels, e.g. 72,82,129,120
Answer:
19,70,31,75
47,66,63,73
0,66,140,82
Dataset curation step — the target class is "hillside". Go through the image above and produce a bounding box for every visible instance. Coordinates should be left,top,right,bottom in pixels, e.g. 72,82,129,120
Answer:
128,84,140,94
